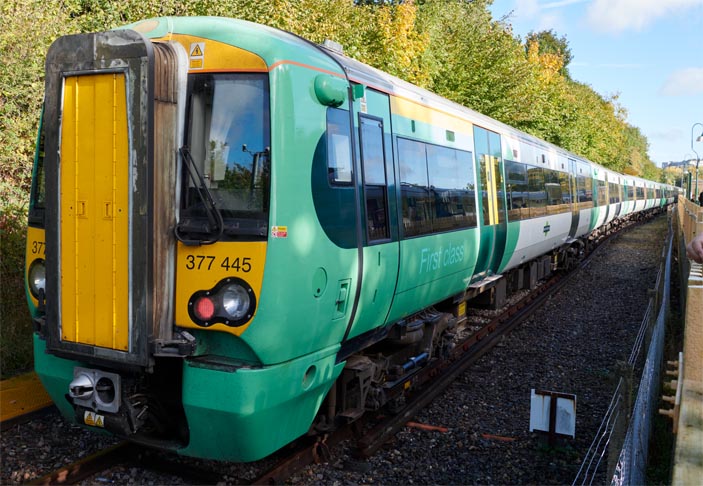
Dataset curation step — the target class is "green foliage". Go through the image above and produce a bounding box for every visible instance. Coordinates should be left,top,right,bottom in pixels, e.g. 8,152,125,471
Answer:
0,203,33,378
418,0,535,122
525,29,572,78
0,0,65,210
0,0,68,376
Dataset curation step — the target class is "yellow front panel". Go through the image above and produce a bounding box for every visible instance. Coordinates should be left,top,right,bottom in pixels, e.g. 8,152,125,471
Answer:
60,73,129,351
175,241,267,336
147,33,267,73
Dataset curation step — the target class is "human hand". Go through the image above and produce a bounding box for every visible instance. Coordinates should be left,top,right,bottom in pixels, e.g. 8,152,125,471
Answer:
686,232,703,264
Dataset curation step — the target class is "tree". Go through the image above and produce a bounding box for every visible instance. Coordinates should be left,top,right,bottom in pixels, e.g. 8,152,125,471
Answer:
525,29,572,78
417,0,535,121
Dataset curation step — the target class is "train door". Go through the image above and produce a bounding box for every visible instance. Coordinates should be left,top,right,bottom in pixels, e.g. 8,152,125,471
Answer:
567,158,579,239
344,88,400,340
473,126,507,277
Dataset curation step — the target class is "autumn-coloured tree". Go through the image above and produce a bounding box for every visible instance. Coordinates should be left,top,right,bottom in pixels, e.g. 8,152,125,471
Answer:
525,29,572,78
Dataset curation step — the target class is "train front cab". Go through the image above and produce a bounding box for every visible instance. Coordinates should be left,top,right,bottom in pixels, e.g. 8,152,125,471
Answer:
27,21,360,462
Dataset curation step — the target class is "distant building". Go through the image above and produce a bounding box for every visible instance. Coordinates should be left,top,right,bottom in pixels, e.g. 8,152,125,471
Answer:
662,159,696,169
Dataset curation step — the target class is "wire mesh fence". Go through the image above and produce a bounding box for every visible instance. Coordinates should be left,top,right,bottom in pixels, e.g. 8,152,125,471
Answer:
572,214,673,486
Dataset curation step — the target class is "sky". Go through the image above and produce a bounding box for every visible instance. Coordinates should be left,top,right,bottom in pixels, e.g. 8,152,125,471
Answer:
488,0,703,166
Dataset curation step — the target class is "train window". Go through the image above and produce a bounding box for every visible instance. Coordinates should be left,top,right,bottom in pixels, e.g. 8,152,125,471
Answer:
636,186,644,199
359,116,389,242
360,117,385,185
399,138,432,237
544,169,562,207
29,116,46,226
183,73,271,227
559,171,571,205
399,137,477,237
596,179,608,207
527,166,546,217
327,108,353,185
608,182,620,203
627,184,634,199
576,174,592,208
427,144,477,231
505,160,528,221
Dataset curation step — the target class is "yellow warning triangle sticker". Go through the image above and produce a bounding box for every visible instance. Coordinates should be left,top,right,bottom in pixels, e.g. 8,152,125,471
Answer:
84,411,95,426
95,415,104,427
191,44,203,57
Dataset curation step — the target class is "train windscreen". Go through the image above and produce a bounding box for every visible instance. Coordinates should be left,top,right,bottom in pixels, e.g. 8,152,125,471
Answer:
182,73,271,239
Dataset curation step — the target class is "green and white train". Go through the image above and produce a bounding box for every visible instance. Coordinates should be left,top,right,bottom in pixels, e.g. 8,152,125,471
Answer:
25,17,677,461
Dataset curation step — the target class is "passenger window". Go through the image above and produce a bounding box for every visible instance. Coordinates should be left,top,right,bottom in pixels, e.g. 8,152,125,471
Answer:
559,171,571,205
608,181,620,203
596,179,608,207
427,144,477,231
399,137,477,237
360,116,389,242
544,169,561,206
327,108,353,185
575,163,593,209
399,138,432,237
527,166,546,217
505,160,528,221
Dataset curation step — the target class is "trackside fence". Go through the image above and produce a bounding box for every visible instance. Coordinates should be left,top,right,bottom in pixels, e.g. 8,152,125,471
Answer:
572,207,673,486
672,197,703,486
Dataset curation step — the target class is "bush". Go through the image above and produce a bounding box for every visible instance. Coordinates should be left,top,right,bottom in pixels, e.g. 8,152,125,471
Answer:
0,203,33,378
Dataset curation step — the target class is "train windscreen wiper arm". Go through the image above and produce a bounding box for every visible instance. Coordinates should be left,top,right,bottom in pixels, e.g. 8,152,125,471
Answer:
175,146,225,246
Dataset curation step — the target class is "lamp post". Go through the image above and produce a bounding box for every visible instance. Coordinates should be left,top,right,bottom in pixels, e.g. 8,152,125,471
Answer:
684,172,688,196
682,153,692,189
692,123,703,202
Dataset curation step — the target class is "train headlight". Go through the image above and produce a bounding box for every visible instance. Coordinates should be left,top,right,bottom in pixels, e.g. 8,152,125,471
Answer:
28,259,46,299
222,284,251,321
188,277,256,327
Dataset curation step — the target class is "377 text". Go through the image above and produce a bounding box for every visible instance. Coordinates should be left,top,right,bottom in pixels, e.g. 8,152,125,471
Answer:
31,240,45,255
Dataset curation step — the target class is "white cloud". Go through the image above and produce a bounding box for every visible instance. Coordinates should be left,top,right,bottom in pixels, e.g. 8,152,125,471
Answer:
514,0,541,18
660,67,703,96
587,0,703,33
513,0,568,32
542,0,590,9
536,12,566,31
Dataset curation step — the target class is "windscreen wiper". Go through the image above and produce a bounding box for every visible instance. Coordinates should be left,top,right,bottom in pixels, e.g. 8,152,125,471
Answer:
175,146,224,246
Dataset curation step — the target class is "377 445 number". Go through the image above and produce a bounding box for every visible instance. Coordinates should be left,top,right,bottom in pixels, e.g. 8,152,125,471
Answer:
184,255,252,273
